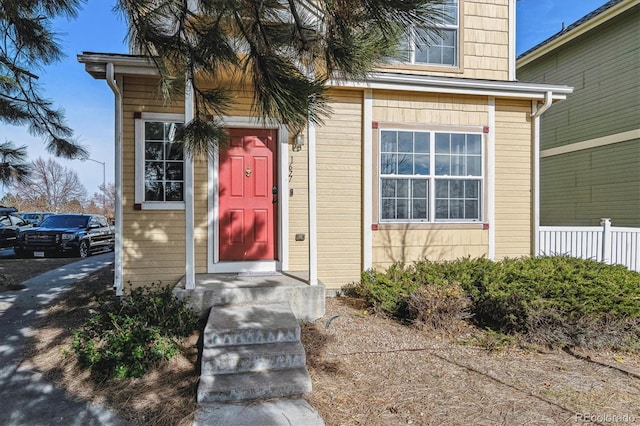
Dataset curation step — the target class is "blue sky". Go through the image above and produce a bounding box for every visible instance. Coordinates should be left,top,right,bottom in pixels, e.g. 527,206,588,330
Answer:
0,0,611,198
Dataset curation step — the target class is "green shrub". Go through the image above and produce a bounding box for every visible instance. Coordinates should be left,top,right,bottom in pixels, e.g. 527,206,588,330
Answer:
344,256,640,350
72,283,198,380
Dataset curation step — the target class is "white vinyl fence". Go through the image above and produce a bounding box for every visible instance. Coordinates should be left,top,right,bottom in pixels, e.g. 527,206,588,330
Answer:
538,219,640,272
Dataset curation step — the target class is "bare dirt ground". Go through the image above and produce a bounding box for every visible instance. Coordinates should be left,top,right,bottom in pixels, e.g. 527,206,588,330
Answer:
0,256,79,291
6,263,640,425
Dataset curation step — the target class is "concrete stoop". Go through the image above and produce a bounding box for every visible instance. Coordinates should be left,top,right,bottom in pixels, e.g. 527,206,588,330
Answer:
197,303,323,425
194,399,324,426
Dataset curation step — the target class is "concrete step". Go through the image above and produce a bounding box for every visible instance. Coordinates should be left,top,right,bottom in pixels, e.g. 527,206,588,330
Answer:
194,399,324,426
203,303,300,348
197,367,312,403
202,341,307,375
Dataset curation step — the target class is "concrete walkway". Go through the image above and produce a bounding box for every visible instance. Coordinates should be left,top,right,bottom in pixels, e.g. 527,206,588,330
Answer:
0,253,128,426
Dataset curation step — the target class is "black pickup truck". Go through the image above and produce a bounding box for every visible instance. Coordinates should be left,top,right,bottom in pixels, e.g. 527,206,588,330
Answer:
15,214,115,258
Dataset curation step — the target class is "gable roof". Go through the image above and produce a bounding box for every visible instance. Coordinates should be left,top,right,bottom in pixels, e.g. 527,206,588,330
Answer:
517,0,639,67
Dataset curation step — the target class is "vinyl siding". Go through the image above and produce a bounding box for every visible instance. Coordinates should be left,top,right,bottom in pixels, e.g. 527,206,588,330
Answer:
517,4,640,226
494,99,533,258
121,76,187,287
315,89,364,288
518,5,640,149
541,139,640,227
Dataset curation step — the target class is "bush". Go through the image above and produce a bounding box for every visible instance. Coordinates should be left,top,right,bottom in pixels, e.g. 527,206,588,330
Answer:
72,283,199,380
345,256,640,350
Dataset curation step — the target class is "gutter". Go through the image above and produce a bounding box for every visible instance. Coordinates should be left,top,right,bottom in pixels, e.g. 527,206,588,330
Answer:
105,63,124,296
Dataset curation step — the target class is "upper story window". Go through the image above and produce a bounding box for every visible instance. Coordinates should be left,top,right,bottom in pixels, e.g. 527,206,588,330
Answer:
380,129,483,223
135,113,185,210
392,0,459,67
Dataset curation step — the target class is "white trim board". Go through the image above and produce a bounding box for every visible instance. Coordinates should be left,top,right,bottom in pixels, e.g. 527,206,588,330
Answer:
540,129,640,158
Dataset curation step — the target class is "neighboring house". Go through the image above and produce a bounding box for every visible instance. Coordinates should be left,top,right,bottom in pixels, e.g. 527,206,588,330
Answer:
517,0,640,227
78,0,571,315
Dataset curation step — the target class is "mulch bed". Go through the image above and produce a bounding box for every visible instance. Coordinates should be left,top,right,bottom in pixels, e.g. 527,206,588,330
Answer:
14,266,640,426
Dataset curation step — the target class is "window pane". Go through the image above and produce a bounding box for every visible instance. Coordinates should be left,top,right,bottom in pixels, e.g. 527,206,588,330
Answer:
451,155,465,175
465,200,479,220
415,154,429,175
427,46,442,64
467,156,482,176
397,154,413,175
435,199,449,219
450,200,464,219
397,179,409,196
381,199,395,219
145,142,164,160
381,179,396,197
145,162,164,180
381,131,397,153
415,132,429,153
442,29,456,47
398,132,413,152
166,142,184,160
381,153,397,174
451,134,465,154
165,162,184,180
435,134,450,153
450,180,464,198
435,180,448,198
413,179,428,198
435,154,449,175
465,180,479,198
412,199,428,219
143,120,185,203
442,47,455,66
467,135,481,154
145,181,164,201
145,122,164,141
396,199,409,219
166,182,184,201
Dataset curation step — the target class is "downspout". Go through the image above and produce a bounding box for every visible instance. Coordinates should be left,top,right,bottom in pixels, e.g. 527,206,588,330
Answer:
530,90,552,258
106,63,124,296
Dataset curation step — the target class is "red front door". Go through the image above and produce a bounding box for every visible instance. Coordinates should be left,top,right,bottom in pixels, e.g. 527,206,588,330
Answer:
218,128,277,261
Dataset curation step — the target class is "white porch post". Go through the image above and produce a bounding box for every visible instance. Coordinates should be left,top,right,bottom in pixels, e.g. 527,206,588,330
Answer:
487,97,496,260
185,78,195,289
601,218,612,265
363,90,373,270
308,123,318,286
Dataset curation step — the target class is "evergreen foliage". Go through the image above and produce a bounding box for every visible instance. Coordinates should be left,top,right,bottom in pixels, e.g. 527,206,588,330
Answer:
116,0,445,157
0,0,89,183
345,256,640,350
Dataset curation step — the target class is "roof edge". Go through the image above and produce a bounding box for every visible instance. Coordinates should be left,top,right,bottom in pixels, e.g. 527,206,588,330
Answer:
517,0,639,68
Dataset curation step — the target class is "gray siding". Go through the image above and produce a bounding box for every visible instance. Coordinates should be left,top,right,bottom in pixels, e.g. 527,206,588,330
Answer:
518,4,640,226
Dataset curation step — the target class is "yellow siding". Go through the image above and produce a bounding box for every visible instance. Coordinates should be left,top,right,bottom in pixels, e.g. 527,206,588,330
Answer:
372,228,488,270
379,0,510,81
371,90,490,270
494,99,533,258
315,89,363,288
287,135,310,270
121,76,187,287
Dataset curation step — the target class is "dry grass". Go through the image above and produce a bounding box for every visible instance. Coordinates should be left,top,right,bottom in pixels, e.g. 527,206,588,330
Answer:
13,264,640,426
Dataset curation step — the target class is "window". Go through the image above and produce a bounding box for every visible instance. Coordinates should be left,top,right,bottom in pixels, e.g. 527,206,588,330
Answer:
380,129,483,223
135,114,185,209
392,0,459,67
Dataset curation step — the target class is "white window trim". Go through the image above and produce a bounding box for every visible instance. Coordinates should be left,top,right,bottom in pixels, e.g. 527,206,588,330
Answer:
393,0,460,67
379,128,485,224
134,112,186,210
